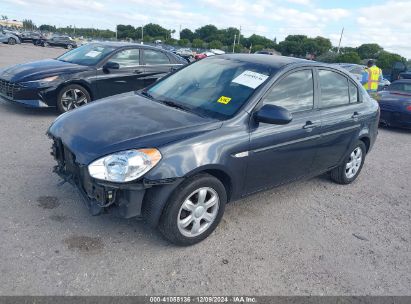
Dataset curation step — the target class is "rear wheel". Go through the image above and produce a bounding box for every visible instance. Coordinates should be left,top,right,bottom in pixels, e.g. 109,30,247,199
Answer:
66,44,73,50
57,84,91,113
43,42,49,47
8,38,16,45
159,174,226,246
330,141,366,184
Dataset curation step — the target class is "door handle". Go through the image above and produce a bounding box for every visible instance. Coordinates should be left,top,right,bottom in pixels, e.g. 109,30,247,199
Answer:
134,70,144,74
352,111,360,120
303,121,318,130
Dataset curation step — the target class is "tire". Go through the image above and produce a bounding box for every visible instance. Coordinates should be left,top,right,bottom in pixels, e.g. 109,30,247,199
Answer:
158,173,227,246
8,38,16,45
66,44,73,50
57,84,91,113
43,42,49,47
330,141,366,184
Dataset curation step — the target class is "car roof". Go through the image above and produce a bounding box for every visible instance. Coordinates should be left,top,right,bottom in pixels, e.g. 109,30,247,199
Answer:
392,79,411,84
86,41,173,52
215,54,312,69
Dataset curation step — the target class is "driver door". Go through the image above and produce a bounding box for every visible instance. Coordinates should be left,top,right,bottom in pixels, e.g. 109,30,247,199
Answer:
95,48,146,98
244,68,321,194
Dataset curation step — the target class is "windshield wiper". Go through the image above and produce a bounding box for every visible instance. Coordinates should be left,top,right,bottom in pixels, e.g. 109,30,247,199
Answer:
158,99,192,113
139,90,154,100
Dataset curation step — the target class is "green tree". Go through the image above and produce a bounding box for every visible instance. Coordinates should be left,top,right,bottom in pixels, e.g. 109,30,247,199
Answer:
178,38,190,46
22,19,36,30
194,24,219,42
38,24,56,32
336,52,361,64
377,51,405,70
180,28,194,41
1,15,8,20
357,43,383,59
192,38,204,48
209,40,223,49
144,23,170,39
316,51,338,63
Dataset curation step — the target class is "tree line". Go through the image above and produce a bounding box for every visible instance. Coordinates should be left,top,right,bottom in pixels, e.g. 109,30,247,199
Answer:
14,20,409,69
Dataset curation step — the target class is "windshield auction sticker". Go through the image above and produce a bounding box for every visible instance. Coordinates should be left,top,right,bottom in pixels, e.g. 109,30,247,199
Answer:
217,96,232,104
85,50,102,57
232,70,269,89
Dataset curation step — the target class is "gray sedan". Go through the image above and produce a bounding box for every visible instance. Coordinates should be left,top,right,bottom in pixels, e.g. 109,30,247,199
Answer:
0,30,21,45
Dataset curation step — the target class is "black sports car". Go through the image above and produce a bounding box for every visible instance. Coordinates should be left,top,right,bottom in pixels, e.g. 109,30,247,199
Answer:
0,42,187,112
377,79,411,129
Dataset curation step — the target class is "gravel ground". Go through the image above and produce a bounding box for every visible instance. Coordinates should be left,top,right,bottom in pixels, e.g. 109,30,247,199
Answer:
0,44,410,296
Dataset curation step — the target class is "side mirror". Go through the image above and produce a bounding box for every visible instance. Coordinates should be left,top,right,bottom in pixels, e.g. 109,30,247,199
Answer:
103,61,120,71
254,104,292,125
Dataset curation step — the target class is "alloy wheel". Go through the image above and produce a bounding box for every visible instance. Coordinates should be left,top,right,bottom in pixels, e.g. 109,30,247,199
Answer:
345,147,362,179
61,88,89,111
177,187,220,238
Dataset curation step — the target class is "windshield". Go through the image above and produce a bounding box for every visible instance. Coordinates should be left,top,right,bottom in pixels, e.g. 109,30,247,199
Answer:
389,83,411,93
147,57,273,119
57,44,115,66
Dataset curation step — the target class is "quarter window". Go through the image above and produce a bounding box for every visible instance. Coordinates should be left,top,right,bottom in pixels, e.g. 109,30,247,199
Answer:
110,49,140,67
349,81,359,103
263,70,314,112
319,70,349,108
144,50,170,65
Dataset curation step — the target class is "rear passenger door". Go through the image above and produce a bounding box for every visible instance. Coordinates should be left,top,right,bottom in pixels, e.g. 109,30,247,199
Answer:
142,49,177,87
313,68,363,172
245,68,322,194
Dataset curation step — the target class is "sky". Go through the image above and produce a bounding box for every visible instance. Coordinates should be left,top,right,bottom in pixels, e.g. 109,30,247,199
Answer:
1,0,411,58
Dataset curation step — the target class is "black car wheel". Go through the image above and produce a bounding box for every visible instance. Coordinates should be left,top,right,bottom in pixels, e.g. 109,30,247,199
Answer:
66,44,73,50
57,84,91,113
43,42,49,47
8,38,16,45
330,141,366,184
159,173,226,246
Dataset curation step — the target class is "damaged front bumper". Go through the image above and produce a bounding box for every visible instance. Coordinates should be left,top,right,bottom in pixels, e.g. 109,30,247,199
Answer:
50,137,174,218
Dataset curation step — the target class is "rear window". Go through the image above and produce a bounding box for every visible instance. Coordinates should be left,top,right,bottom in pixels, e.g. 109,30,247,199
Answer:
319,70,350,108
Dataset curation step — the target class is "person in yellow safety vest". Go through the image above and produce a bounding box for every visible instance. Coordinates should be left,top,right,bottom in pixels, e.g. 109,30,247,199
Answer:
361,59,382,93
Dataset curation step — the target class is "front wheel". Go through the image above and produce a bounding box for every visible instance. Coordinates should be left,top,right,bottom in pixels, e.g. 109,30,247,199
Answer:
330,141,366,184
8,38,16,45
159,174,227,246
57,84,91,113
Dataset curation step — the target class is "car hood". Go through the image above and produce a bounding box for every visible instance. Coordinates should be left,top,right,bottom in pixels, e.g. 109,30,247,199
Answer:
48,92,222,165
0,59,91,82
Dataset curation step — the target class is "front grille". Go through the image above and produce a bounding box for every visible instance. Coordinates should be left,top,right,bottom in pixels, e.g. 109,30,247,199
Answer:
0,79,22,99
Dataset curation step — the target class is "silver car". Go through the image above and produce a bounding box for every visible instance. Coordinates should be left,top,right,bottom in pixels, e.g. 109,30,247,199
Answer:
0,30,21,45
336,63,390,91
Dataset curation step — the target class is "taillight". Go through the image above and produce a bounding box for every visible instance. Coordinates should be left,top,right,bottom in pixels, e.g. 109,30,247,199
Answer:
406,105,411,111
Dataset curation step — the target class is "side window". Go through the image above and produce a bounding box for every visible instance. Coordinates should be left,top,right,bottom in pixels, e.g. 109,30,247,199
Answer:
144,50,170,65
110,49,140,67
349,81,359,103
319,70,350,108
263,70,314,113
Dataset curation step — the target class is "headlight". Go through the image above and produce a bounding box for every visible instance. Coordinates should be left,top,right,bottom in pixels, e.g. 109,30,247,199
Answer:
22,75,60,87
88,149,162,182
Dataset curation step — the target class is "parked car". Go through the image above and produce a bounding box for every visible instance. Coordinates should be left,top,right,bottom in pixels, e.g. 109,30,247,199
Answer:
39,35,77,49
176,48,194,61
0,30,21,45
18,31,42,43
399,71,411,80
377,79,411,129
335,63,390,91
47,54,379,245
0,42,187,112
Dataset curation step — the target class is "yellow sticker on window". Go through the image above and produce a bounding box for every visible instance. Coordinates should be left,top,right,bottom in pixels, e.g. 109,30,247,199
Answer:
217,96,232,104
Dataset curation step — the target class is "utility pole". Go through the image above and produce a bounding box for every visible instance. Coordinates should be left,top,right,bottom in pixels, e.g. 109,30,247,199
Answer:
337,27,344,54
238,26,241,46
115,24,117,40
179,24,182,40
141,24,144,42
233,34,237,53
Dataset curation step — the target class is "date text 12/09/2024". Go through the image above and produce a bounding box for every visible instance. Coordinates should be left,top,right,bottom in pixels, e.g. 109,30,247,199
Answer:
149,296,257,303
